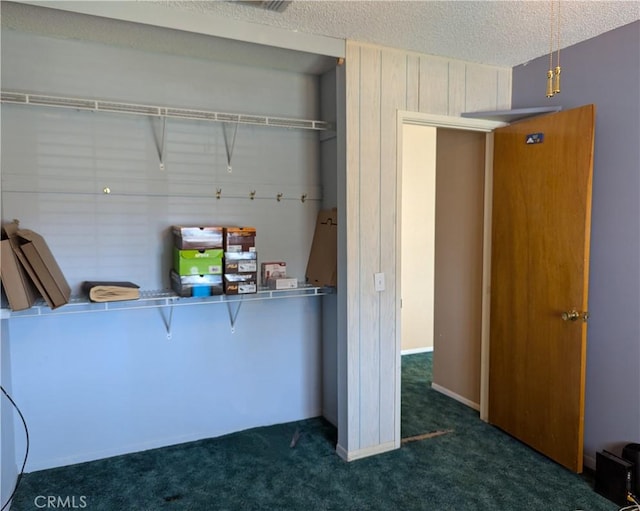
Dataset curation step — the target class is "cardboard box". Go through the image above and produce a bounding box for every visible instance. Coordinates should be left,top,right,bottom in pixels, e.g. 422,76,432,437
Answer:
261,261,287,286
173,226,223,249
224,227,256,253
173,248,223,276
223,273,257,295
15,229,71,309
170,270,223,297
306,208,337,287
0,239,39,311
268,277,298,290
224,251,258,274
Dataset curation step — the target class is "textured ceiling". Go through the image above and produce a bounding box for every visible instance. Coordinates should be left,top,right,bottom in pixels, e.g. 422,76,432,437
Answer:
3,1,639,71
160,0,640,67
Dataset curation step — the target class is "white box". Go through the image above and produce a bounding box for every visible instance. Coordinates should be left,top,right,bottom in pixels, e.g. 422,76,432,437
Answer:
261,261,287,285
268,277,298,290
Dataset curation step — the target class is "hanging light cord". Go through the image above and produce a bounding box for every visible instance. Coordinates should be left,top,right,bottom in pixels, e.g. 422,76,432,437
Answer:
554,0,561,94
556,0,561,69
546,0,555,97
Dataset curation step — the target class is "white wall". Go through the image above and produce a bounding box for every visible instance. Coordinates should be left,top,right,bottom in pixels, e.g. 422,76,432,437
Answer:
6,304,322,471
1,320,17,508
1,26,327,472
401,125,436,353
341,41,510,459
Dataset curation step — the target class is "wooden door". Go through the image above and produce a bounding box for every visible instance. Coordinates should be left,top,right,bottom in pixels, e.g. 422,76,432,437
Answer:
489,105,596,472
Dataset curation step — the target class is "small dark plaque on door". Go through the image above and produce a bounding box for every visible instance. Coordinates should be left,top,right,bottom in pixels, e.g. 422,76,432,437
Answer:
525,133,544,144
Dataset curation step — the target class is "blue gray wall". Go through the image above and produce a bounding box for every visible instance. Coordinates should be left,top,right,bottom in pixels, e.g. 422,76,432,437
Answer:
512,21,640,467
1,321,17,507
319,68,339,426
1,25,327,478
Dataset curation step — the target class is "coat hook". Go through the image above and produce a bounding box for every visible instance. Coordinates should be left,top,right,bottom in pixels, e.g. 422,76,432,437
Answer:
216,188,222,200
277,193,283,202
103,186,111,194
301,193,307,203
250,190,256,200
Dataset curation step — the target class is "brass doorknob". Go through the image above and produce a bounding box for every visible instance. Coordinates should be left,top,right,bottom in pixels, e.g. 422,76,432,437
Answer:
561,310,589,322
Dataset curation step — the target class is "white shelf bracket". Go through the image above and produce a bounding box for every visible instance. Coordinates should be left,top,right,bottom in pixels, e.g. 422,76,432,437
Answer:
152,116,168,170
158,305,174,340
222,121,239,173
225,300,243,333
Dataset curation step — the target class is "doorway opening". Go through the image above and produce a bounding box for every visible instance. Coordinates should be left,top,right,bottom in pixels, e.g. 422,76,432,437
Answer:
396,112,505,443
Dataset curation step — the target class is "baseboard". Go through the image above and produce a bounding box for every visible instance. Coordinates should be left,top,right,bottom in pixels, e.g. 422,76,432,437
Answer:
431,382,480,411
0,461,18,511
336,440,397,462
401,347,433,356
584,453,596,471
26,410,326,472
25,433,211,473
322,408,337,428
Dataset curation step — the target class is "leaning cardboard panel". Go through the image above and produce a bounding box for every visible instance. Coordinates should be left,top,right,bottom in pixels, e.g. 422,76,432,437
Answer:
13,243,53,309
0,239,39,311
16,229,71,309
306,208,337,287
3,222,51,308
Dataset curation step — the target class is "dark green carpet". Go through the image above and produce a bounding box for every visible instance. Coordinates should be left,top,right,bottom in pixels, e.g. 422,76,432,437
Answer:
9,353,616,510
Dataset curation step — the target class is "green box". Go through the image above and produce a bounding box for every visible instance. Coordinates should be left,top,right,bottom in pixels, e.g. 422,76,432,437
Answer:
173,248,223,276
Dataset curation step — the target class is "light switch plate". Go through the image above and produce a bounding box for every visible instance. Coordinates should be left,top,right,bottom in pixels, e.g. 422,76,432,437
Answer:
374,272,385,292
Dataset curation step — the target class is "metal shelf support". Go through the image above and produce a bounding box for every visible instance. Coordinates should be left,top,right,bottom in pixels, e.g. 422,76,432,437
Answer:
158,305,174,340
222,121,239,173
225,300,243,333
152,116,168,170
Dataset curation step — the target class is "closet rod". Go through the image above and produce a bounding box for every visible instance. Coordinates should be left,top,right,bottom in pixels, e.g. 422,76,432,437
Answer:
0,91,333,132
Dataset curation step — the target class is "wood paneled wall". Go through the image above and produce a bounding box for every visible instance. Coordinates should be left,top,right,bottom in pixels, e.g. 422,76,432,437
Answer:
339,41,510,459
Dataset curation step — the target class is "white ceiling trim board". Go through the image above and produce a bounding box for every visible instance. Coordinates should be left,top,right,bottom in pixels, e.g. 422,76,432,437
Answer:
19,0,346,58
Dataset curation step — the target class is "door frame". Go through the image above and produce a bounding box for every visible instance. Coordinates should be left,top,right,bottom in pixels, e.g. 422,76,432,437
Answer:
395,111,507,439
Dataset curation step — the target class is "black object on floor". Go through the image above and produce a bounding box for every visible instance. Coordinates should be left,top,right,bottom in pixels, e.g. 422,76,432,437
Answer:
595,449,634,506
622,443,640,497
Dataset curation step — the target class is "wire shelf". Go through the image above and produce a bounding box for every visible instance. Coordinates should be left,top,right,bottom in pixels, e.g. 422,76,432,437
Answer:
0,91,333,131
1,285,333,320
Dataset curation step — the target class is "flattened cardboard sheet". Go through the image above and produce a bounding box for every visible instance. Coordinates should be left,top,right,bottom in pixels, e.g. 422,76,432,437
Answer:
0,239,39,311
16,229,70,309
306,208,337,288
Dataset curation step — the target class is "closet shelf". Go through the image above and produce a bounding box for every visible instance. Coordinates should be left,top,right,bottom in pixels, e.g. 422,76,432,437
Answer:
0,91,333,131
0,285,333,320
